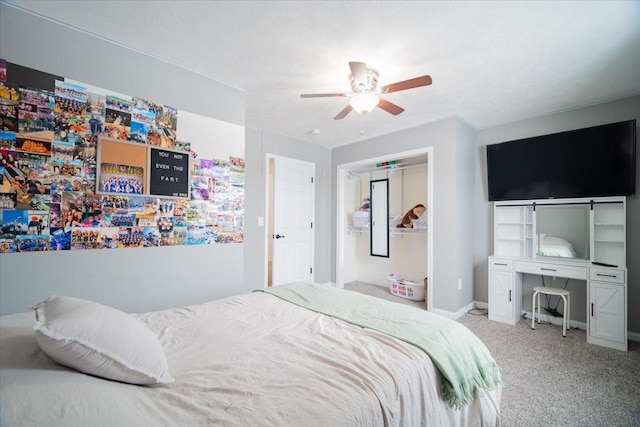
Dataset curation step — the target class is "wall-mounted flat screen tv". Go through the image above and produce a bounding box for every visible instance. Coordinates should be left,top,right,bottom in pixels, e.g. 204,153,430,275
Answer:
487,120,636,201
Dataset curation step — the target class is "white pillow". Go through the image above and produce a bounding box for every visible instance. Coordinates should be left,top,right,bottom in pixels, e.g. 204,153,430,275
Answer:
538,235,578,258
32,296,173,385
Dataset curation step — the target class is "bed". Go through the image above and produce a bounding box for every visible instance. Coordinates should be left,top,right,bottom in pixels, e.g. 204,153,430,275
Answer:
0,282,501,426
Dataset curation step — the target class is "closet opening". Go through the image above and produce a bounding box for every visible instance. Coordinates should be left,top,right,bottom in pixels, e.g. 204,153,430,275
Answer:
336,147,434,310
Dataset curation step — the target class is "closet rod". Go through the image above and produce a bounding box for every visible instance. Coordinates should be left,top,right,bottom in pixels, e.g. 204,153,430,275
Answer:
348,160,426,176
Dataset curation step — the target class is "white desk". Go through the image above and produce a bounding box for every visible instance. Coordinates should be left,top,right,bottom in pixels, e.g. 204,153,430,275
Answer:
488,256,627,351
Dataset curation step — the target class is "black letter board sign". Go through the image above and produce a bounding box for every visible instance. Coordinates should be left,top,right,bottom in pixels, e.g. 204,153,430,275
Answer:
149,148,190,198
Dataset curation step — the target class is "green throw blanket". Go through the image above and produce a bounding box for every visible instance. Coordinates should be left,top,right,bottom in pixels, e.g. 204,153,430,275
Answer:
259,282,501,409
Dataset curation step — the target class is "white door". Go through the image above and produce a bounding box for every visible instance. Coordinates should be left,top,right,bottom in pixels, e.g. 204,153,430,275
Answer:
272,156,315,286
489,270,513,320
589,281,625,343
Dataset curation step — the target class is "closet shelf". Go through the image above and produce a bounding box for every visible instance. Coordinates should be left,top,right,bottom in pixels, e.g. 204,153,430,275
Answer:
391,227,427,236
347,226,427,236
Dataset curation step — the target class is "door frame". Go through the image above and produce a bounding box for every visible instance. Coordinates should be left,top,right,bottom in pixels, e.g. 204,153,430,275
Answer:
263,153,316,288
336,146,434,310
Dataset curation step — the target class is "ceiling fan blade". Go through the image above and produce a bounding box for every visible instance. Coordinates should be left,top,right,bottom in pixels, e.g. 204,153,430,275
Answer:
380,75,432,94
334,104,353,120
378,98,405,115
301,93,348,98
349,62,367,87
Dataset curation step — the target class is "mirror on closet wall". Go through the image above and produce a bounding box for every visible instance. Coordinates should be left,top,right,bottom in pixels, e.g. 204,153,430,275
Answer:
370,179,389,257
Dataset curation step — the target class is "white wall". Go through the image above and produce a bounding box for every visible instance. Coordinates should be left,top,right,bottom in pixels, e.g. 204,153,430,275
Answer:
243,129,332,292
474,96,640,333
342,175,360,284
0,4,243,126
0,4,246,315
454,119,476,310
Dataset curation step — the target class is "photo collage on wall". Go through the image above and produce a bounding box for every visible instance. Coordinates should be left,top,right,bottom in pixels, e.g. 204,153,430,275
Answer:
189,157,245,244
0,59,244,253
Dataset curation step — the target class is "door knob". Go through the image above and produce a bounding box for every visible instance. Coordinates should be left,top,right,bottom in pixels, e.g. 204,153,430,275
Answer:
274,234,285,239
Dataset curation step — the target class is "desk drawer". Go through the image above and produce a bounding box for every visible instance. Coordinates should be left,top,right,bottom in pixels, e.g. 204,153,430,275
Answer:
515,261,587,280
590,268,625,284
489,258,513,271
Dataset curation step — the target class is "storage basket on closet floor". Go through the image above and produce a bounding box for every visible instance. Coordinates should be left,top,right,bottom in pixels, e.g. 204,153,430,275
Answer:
388,274,425,301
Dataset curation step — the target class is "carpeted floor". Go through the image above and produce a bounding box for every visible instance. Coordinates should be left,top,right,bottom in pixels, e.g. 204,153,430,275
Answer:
344,281,640,427
344,280,426,309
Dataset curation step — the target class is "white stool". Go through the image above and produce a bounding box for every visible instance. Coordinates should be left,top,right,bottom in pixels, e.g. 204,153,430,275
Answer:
531,286,570,337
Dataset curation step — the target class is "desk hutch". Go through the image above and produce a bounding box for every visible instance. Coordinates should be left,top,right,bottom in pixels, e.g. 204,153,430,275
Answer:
488,196,627,351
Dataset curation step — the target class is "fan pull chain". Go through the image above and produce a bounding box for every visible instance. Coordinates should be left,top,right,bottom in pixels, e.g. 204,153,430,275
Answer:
361,114,366,141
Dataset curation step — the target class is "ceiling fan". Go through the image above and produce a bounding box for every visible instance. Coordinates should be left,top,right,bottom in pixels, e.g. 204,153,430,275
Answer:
300,61,432,120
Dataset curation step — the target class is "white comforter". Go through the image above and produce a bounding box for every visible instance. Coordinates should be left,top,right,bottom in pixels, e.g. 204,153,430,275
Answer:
0,291,501,426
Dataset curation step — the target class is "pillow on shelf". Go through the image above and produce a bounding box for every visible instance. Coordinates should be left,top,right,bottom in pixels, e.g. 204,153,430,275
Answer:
32,295,173,385
537,234,578,258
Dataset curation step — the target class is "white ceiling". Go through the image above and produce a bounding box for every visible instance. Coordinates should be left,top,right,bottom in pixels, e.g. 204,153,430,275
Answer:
7,1,640,148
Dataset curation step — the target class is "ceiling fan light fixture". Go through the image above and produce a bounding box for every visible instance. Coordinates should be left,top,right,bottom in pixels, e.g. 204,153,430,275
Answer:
349,93,380,115
300,61,432,120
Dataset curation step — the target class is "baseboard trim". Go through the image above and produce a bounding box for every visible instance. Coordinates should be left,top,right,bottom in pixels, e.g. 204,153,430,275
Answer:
432,301,476,320
474,301,489,310
628,331,640,342
431,308,459,319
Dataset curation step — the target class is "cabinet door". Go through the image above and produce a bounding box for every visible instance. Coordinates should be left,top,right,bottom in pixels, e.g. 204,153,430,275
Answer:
489,270,513,320
589,281,625,343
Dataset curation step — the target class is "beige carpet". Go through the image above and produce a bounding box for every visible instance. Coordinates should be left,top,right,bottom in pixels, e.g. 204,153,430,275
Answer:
344,281,640,427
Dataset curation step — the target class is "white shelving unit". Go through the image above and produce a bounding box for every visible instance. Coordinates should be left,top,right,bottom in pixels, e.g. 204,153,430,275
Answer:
488,196,628,351
494,205,534,259
592,202,626,267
